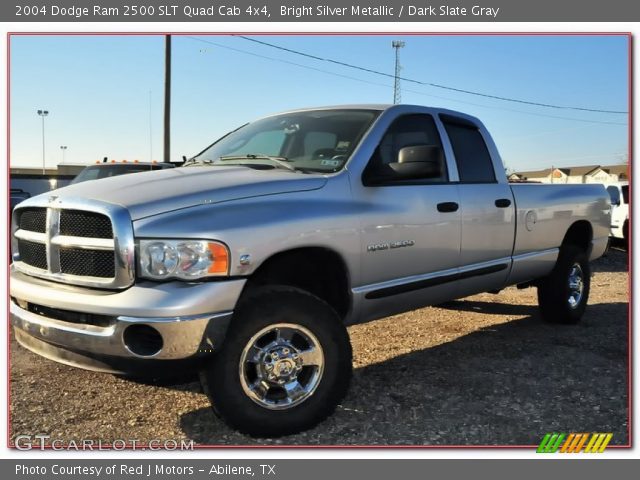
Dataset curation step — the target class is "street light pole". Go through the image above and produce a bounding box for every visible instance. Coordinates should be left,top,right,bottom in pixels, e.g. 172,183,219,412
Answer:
37,109,49,174
60,145,68,164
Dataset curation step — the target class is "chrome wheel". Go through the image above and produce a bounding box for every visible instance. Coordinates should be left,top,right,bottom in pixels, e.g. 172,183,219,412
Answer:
239,323,324,410
567,263,584,309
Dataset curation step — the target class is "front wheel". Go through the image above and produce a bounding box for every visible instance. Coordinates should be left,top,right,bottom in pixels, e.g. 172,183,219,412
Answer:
201,286,352,437
537,245,591,324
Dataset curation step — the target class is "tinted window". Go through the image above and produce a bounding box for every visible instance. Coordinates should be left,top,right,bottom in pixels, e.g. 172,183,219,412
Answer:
363,114,446,184
607,186,621,205
443,120,496,183
622,185,629,204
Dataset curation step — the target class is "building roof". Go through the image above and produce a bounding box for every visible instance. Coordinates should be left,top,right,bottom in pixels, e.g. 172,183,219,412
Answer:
516,168,553,178
601,164,629,176
566,165,600,176
516,163,628,179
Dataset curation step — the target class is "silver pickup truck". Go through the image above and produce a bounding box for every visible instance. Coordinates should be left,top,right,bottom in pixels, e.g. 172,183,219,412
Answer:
10,105,610,437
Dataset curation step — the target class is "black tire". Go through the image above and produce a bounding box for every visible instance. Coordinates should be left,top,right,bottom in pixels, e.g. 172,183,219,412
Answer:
537,245,590,324
201,285,352,437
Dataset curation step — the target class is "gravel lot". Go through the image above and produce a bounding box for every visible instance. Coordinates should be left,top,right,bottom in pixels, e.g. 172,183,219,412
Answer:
9,246,629,447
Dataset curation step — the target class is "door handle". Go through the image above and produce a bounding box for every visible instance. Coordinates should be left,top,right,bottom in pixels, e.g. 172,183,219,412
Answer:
495,198,512,208
437,202,459,213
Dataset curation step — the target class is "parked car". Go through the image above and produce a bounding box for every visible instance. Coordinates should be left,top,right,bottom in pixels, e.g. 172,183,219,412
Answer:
71,161,175,184
10,188,31,212
605,181,629,246
10,105,610,437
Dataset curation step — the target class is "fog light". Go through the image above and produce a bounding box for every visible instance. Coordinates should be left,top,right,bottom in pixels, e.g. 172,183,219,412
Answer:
123,324,163,357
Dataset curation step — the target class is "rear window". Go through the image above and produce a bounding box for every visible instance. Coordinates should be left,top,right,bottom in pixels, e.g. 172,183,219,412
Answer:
622,185,629,204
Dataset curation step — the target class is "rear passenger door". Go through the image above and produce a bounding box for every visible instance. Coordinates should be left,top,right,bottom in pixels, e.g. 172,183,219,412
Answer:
440,115,516,296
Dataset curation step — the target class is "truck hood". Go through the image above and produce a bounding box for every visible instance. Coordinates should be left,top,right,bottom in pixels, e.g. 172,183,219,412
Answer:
50,166,328,220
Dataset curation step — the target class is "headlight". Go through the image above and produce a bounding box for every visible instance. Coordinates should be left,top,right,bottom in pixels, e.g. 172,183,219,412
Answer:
138,239,229,280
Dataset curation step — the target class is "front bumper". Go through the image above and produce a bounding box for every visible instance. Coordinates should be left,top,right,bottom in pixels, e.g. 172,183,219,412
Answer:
10,267,246,374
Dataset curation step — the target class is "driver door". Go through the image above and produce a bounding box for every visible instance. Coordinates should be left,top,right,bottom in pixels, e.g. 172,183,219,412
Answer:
356,114,461,322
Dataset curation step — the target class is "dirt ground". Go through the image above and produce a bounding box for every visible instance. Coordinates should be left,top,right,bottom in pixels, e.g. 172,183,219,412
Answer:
9,245,629,447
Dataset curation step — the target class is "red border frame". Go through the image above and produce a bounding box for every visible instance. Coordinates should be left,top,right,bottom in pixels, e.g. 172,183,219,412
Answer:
6,31,633,450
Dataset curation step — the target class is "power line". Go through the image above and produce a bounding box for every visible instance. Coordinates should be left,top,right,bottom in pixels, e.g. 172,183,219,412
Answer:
235,35,627,115
183,36,626,127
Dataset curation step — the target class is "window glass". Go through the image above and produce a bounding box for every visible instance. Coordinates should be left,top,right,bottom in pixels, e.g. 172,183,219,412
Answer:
363,114,446,184
304,132,338,159
193,110,379,173
443,120,496,183
621,185,629,204
223,130,287,157
607,185,621,205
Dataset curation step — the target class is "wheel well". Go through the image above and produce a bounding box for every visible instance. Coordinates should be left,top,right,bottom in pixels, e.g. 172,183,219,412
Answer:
561,221,593,253
243,248,351,320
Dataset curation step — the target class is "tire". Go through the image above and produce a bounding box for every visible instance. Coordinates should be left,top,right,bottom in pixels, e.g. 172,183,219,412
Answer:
201,285,352,437
537,245,590,324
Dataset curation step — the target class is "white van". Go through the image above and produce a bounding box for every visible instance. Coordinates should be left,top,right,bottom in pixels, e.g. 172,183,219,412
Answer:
606,181,629,245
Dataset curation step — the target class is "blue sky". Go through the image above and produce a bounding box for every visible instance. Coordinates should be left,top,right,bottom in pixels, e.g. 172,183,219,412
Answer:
10,34,629,172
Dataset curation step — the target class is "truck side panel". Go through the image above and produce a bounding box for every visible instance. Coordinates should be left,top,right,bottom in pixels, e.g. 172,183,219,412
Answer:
507,183,610,285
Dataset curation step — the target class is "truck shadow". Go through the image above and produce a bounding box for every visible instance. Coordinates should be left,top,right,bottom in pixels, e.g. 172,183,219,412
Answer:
175,301,628,446
592,246,628,273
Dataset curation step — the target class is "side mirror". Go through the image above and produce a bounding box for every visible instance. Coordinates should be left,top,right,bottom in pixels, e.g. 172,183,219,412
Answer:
387,145,445,180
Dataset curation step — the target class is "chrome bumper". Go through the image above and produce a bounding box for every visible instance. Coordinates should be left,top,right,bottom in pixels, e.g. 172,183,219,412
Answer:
10,267,246,373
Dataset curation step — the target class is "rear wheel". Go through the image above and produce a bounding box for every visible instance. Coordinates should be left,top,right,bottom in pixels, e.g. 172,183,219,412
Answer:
201,285,352,437
537,245,590,324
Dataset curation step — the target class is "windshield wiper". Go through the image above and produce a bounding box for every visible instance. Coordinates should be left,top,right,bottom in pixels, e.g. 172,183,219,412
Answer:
183,157,214,166
218,154,296,172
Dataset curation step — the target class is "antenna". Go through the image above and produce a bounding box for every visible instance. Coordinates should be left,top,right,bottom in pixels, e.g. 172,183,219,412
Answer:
392,40,405,104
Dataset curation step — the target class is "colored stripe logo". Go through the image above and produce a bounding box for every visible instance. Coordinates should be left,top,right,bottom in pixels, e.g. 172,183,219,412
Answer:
537,433,613,453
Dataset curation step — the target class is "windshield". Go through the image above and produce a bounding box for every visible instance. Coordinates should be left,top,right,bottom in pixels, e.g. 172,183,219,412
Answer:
192,109,380,173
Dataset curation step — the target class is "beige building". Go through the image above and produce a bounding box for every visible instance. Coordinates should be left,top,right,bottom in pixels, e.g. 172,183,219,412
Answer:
512,163,628,184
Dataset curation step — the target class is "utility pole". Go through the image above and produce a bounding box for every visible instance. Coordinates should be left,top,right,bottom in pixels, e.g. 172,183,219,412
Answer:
392,40,405,104
37,109,49,174
163,34,171,163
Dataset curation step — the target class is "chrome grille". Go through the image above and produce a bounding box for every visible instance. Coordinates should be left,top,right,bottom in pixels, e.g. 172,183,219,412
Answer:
17,239,47,270
60,248,116,277
18,208,47,233
60,210,113,238
12,199,135,289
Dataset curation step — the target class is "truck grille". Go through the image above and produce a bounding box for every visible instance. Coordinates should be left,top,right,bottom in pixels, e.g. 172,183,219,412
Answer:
18,208,47,233
60,210,113,238
17,239,47,270
13,202,134,289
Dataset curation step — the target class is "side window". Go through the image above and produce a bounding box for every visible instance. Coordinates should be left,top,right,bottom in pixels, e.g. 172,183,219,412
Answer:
607,186,621,205
442,119,496,183
621,185,629,204
363,114,446,185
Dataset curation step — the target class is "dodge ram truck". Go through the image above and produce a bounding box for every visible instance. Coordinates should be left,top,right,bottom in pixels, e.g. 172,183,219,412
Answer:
10,105,611,437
